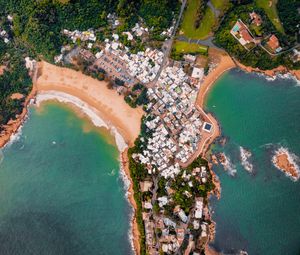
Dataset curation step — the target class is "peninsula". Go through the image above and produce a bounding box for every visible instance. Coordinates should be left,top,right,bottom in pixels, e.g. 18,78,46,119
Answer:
0,0,299,255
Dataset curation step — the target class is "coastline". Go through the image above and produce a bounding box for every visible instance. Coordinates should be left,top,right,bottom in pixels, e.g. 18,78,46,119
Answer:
195,50,236,200
197,50,236,108
0,83,37,149
1,53,299,255
235,60,300,82
36,61,144,147
121,149,141,255
34,61,143,255
35,91,141,254
0,61,143,255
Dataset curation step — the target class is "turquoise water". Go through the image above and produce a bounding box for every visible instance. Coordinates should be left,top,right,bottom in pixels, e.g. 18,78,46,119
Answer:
0,103,132,255
206,70,300,255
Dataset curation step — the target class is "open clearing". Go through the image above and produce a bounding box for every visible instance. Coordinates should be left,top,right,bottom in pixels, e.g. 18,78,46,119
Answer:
173,40,208,55
255,0,285,33
180,0,216,40
211,0,229,11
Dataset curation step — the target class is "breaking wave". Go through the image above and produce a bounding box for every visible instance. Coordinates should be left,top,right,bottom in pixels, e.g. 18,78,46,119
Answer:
35,91,128,152
0,149,3,166
119,157,135,254
256,72,300,86
239,146,253,173
220,153,237,176
271,147,300,181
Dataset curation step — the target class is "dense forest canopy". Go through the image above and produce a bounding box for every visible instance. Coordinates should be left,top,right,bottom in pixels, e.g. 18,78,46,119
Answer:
277,0,300,38
0,52,32,128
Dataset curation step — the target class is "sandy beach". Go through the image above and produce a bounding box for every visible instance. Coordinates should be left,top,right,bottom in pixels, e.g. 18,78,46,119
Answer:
193,49,235,200
36,61,144,147
197,49,236,108
35,61,143,254
1,49,298,255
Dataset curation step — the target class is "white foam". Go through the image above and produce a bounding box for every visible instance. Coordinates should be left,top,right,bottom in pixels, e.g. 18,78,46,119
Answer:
220,153,237,176
4,127,22,148
3,107,31,149
119,157,136,254
271,147,300,181
35,91,128,152
0,149,4,165
38,91,135,253
256,72,300,86
239,146,253,173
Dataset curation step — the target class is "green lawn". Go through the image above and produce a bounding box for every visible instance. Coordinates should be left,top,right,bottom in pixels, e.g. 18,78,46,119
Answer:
173,41,208,55
180,0,216,39
211,0,229,10
255,0,285,33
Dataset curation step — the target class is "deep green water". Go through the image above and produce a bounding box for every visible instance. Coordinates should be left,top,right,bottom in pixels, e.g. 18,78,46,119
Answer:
0,103,132,255
206,70,300,255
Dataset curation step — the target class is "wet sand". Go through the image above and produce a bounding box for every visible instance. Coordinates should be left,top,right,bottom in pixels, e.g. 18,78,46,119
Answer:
36,61,144,147
197,49,236,108
35,61,143,254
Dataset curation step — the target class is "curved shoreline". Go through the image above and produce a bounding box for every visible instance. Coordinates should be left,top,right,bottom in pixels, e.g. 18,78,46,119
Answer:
35,91,128,152
0,56,299,255
0,85,37,149
36,91,141,253
0,61,144,255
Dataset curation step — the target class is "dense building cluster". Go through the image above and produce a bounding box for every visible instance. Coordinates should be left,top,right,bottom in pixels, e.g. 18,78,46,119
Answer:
124,49,164,83
135,66,204,178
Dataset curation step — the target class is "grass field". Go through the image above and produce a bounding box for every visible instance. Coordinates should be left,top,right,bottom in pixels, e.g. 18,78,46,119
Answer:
173,41,208,55
211,0,229,10
255,0,285,33
180,0,216,40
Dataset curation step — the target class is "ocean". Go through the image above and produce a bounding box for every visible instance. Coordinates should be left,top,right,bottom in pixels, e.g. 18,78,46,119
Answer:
205,70,300,255
0,102,132,255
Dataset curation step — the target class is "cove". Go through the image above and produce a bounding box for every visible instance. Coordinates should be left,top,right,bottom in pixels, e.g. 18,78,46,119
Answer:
0,102,132,255
206,70,300,255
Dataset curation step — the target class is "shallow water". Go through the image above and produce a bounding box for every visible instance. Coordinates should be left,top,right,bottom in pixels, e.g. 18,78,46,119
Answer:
0,103,132,255
206,69,300,255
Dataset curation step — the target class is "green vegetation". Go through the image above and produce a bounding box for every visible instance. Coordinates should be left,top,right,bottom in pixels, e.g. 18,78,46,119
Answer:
127,117,154,255
139,0,180,34
0,0,179,61
0,0,179,130
277,0,300,38
0,52,32,129
211,0,229,10
214,3,298,70
128,147,147,255
180,0,216,39
255,0,285,33
170,157,215,214
194,0,209,29
124,84,149,108
171,40,208,60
